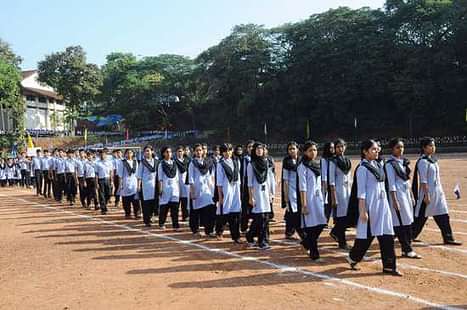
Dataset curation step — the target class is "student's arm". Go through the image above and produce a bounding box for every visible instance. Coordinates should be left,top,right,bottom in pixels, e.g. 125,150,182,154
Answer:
385,163,400,211
188,162,196,199
297,165,308,215
157,164,163,196
329,160,337,207
247,164,254,206
418,160,430,205
321,159,328,196
356,166,368,222
216,164,224,205
282,168,289,209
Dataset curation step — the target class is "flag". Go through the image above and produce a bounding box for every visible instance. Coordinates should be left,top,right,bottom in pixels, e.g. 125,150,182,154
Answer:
453,183,461,200
26,133,34,149
264,122,267,136
354,117,358,129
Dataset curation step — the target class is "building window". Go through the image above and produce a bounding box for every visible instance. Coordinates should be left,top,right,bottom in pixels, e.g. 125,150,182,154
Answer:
26,95,36,102
49,99,55,104
38,97,46,103
56,100,64,105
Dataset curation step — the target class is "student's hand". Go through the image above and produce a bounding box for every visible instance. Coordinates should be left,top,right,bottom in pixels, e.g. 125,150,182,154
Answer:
249,197,254,207
423,194,431,205
411,197,416,207
359,211,368,223
219,197,224,206
393,200,400,211
302,205,309,215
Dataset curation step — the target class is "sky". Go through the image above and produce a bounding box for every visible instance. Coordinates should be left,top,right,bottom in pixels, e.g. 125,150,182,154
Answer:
0,0,386,69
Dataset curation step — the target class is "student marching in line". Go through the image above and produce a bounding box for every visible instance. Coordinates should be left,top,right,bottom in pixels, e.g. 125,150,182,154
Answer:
347,140,401,276
54,149,67,203
158,146,181,231
112,149,123,209
175,145,190,222
41,150,52,198
385,138,421,258
188,143,216,237
282,141,304,241
240,140,255,233
76,150,87,208
119,149,140,218
412,137,462,245
83,151,98,210
18,152,31,188
137,145,158,227
32,149,43,195
215,143,242,243
245,142,276,250
95,149,114,215
5,158,16,186
329,139,352,250
297,141,327,261
0,159,6,187
320,142,335,224
264,146,275,224
50,149,59,201
64,150,78,206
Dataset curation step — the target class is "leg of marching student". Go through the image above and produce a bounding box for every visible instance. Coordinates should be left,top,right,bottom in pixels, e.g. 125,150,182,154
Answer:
349,237,374,263
141,199,154,226
159,204,169,228
433,214,455,243
228,212,241,242
394,225,412,254
308,225,325,260
122,196,131,217
132,197,141,218
180,197,189,221
412,214,428,240
189,207,200,234
169,202,180,229
377,234,397,271
215,214,227,237
98,179,106,212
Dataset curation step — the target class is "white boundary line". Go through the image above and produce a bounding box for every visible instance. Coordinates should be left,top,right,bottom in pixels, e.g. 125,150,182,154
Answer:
0,194,462,310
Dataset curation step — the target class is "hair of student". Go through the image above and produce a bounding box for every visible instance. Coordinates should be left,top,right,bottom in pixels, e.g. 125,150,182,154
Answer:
287,141,299,150
321,142,334,159
143,144,153,151
176,145,184,151
246,140,255,146
124,149,134,157
360,139,377,159
251,142,265,160
160,146,171,157
303,141,318,152
201,143,208,148
36,149,41,153
220,143,233,153
334,138,346,147
193,143,203,151
388,137,404,150
103,148,109,152
420,137,435,154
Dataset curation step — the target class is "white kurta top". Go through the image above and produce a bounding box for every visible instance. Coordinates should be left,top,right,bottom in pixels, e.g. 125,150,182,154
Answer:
297,163,327,228
175,158,190,198
247,162,275,214
188,159,214,210
329,160,351,217
0,166,5,180
356,160,394,239
137,159,157,201
216,158,241,215
415,157,449,217
385,156,414,226
282,163,298,213
117,160,138,197
320,158,330,204
158,160,180,205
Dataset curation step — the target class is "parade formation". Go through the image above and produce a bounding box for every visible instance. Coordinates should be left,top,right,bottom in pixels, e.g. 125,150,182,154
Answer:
1,137,462,278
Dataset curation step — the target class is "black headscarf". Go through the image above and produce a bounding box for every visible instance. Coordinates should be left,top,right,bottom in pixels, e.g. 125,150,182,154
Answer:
386,157,411,181
281,155,299,209
411,154,437,202
122,159,137,175
175,157,189,174
220,158,240,183
361,160,385,182
333,155,352,175
161,160,177,178
142,158,157,173
251,143,268,184
192,157,213,175
301,156,321,177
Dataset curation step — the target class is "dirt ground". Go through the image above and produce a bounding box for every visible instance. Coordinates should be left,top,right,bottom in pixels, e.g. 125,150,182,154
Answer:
0,154,466,310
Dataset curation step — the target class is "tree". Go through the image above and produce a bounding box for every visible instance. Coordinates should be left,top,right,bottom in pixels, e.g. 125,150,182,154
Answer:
37,46,102,129
0,39,22,67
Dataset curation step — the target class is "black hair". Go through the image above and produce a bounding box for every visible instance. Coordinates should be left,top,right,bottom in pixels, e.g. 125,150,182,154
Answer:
388,137,404,150
360,139,377,159
201,143,208,148
246,140,255,146
321,142,334,159
420,137,435,154
251,142,265,160
143,144,153,151
303,141,318,153
334,138,346,147
220,143,233,154
287,141,299,150
160,146,171,158
176,145,184,151
193,143,203,151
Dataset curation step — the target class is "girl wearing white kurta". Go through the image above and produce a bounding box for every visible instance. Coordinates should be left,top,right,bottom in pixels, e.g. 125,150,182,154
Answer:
348,140,401,276
385,138,420,258
188,144,216,236
320,142,335,222
175,146,190,222
298,141,327,261
0,159,6,187
245,143,275,250
329,139,352,250
158,146,181,230
137,145,158,227
240,141,255,233
215,143,242,243
282,142,304,240
412,137,461,245
118,149,140,218
112,149,123,208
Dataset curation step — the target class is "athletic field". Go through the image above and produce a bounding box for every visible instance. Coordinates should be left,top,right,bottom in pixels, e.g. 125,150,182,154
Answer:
0,155,466,310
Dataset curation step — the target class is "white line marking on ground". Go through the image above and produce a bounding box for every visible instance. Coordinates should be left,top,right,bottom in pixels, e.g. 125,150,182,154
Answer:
0,194,462,310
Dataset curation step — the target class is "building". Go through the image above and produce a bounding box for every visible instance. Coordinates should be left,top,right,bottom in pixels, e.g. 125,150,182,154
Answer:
21,70,66,134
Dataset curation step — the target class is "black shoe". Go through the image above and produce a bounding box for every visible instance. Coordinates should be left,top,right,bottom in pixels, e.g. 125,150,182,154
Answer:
444,240,463,246
144,223,152,227
383,269,403,277
339,243,351,251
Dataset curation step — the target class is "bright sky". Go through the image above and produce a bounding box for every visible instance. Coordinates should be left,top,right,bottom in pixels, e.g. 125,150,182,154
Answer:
0,0,385,69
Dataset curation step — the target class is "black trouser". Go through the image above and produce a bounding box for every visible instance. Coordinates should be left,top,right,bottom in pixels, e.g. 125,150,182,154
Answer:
85,178,98,208
159,201,180,228
141,199,156,225
0,180,6,187
98,178,112,212
412,202,455,242
55,173,65,201
78,177,87,206
20,169,29,187
65,173,77,203
394,225,413,253
34,169,42,195
215,212,241,241
180,197,189,220
331,216,348,247
190,204,216,234
303,225,326,260
113,174,120,205
240,199,252,232
246,213,270,246
42,171,51,197
122,194,140,217
285,209,305,239
350,234,397,271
